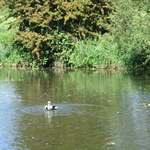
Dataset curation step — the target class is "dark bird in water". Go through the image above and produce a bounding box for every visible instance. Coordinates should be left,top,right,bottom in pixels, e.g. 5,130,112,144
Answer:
44,101,58,111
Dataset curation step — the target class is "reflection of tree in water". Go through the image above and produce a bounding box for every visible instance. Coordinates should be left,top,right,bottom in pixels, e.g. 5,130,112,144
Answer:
1,69,150,150
109,73,150,150
4,69,134,105
19,110,112,150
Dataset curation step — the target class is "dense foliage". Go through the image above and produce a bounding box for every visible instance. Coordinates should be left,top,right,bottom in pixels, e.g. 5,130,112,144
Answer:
110,0,150,69
6,0,111,67
65,0,150,69
0,0,149,70
0,3,21,67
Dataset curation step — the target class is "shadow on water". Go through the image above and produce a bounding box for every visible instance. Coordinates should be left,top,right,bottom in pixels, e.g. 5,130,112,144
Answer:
0,68,150,150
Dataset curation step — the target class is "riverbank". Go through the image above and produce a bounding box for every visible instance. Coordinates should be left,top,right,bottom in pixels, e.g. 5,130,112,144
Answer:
1,63,150,74
0,0,149,70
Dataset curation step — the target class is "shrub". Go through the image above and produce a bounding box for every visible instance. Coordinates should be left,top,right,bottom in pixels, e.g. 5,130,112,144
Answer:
68,35,124,68
0,8,21,67
109,0,150,69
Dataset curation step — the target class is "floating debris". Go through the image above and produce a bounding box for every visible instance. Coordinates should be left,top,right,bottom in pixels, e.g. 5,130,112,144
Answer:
107,142,116,146
143,103,150,107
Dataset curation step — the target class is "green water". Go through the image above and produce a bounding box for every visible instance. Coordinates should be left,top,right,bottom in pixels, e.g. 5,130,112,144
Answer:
0,69,150,150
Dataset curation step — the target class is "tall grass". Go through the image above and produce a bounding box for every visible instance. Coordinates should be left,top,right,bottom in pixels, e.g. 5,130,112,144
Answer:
69,35,124,69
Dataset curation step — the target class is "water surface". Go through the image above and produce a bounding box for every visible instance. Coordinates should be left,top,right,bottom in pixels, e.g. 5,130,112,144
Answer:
0,69,150,150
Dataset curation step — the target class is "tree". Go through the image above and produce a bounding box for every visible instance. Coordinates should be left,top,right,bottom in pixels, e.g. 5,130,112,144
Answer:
8,0,111,67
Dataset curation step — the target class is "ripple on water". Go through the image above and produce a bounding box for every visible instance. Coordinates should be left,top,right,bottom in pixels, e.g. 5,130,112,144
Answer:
19,104,93,117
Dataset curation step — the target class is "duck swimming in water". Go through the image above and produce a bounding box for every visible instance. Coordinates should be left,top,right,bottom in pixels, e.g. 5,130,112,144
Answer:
143,103,150,107
44,101,58,111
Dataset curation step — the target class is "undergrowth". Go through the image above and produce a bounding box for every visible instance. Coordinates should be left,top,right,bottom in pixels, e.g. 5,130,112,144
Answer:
0,7,21,67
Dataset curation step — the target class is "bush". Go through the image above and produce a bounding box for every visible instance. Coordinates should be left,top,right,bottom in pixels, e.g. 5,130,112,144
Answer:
14,31,74,67
68,35,124,68
109,0,150,69
65,0,150,70
0,8,21,67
